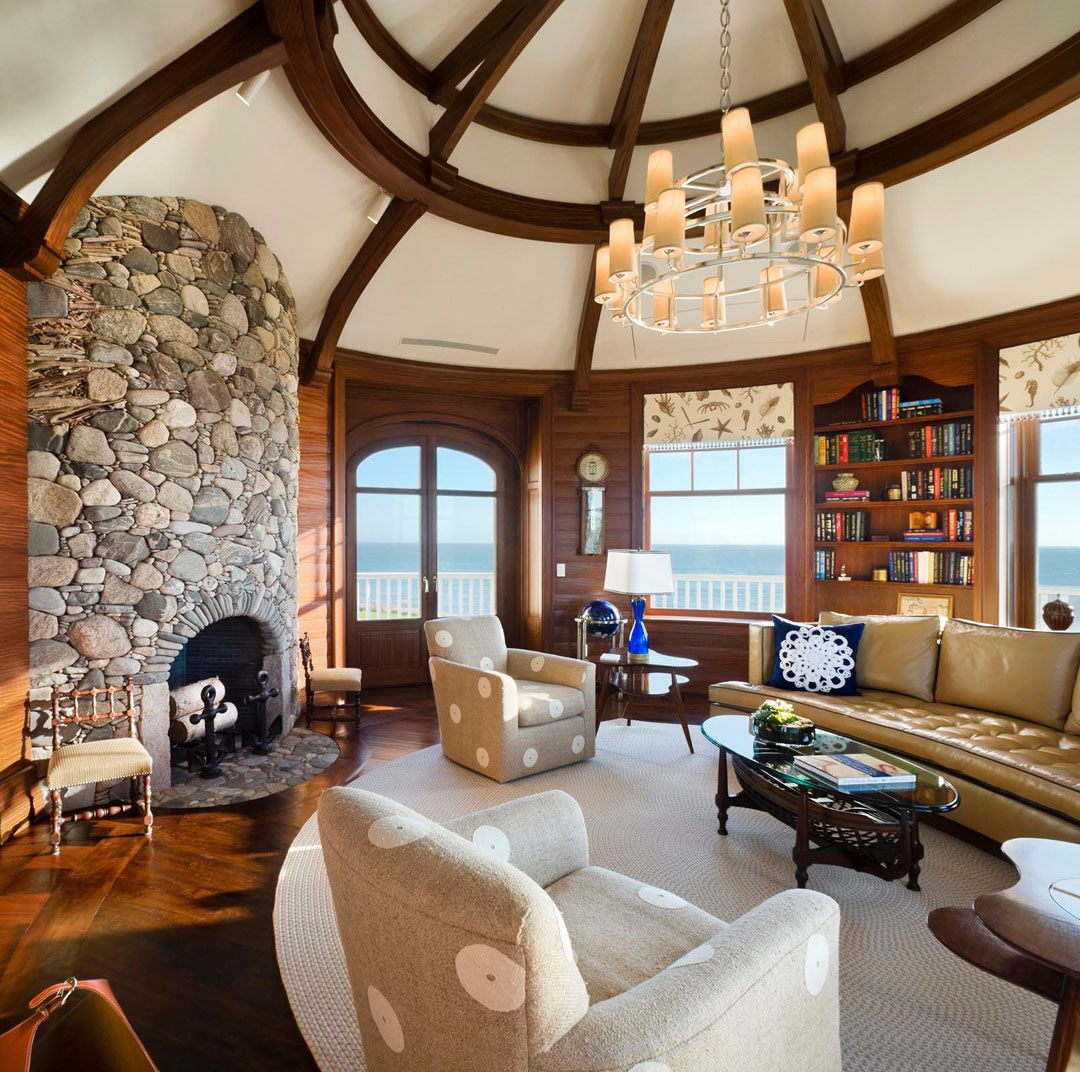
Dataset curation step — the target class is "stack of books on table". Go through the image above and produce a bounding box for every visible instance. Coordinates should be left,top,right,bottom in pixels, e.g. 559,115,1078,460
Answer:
794,753,917,789
903,529,945,542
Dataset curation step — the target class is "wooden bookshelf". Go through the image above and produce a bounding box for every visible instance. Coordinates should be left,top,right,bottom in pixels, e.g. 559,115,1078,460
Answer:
810,375,987,618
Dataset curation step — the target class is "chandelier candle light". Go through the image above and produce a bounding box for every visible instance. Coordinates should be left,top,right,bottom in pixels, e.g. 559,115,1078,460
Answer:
594,0,885,334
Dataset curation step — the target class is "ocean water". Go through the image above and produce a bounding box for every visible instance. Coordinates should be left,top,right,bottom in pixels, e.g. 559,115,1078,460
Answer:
357,541,1080,590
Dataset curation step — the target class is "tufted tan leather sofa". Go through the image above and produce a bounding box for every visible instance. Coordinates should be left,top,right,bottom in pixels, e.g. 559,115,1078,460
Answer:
710,614,1080,844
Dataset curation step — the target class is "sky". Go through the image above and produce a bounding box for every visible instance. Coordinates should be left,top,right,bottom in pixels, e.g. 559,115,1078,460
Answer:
1036,417,1080,547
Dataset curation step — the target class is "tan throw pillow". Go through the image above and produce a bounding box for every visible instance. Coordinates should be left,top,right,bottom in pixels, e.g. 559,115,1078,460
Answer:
818,612,940,701
936,619,1080,730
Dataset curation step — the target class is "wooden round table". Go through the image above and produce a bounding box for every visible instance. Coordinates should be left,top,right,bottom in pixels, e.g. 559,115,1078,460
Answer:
593,648,697,753
928,838,1080,1070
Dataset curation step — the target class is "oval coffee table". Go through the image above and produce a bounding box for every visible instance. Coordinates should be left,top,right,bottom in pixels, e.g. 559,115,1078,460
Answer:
702,713,959,890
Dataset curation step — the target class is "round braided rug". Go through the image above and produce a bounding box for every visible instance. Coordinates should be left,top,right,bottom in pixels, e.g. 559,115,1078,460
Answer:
274,720,1052,1072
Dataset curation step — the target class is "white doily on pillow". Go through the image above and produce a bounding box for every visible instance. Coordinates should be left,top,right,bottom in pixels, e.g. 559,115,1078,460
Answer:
777,624,856,693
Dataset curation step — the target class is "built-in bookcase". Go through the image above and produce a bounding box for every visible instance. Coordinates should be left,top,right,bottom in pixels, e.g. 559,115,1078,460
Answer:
810,375,987,619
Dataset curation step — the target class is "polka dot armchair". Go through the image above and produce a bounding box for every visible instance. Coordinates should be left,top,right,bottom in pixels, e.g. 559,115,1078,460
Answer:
425,615,596,782
318,787,843,1072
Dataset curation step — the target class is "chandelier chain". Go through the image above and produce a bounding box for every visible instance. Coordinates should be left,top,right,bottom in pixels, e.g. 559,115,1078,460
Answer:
719,0,732,115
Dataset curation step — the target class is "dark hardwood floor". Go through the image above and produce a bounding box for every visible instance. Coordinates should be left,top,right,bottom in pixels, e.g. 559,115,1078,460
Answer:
0,684,713,1069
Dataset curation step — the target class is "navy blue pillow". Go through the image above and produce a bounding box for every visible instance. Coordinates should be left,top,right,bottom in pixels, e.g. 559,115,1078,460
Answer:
768,615,864,695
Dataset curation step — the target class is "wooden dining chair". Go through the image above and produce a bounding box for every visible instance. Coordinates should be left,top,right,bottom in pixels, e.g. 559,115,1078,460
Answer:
299,633,363,727
46,682,153,855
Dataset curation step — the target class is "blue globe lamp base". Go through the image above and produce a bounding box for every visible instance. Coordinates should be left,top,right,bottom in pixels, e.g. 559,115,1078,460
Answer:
627,596,649,662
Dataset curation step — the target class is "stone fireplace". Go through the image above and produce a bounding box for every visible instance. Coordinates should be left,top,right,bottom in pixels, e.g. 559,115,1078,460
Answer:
26,194,300,793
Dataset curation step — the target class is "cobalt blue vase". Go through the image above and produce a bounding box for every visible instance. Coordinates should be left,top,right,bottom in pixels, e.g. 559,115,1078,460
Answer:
627,596,649,661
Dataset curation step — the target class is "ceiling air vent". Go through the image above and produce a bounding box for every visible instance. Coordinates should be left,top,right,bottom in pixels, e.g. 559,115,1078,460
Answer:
400,337,499,355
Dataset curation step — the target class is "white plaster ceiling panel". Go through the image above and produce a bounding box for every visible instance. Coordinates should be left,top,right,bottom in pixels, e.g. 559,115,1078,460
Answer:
97,70,377,342
883,101,1080,336
451,124,609,203
0,0,245,194
365,0,498,71
826,0,954,59
645,0,807,122
334,1,439,156
482,0,648,124
341,214,589,369
843,0,1080,149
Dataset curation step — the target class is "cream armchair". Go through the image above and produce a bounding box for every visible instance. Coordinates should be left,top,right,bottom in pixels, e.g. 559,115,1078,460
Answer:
424,615,595,782
318,787,842,1072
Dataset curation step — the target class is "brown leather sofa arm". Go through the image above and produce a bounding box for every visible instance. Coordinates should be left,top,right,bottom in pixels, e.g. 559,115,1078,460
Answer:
747,622,776,685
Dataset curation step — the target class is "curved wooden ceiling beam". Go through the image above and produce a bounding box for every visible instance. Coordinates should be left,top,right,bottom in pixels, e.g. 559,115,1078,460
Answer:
303,196,425,385
428,0,567,161
0,4,286,281
346,0,1006,148
272,1,1078,245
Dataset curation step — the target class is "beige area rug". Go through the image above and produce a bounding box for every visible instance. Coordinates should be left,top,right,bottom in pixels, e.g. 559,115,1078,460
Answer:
274,720,1053,1072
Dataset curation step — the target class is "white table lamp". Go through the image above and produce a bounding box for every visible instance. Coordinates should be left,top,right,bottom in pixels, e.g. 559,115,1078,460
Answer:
603,550,674,662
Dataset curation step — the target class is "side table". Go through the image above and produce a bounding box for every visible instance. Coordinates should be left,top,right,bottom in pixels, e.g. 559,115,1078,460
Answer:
594,648,697,753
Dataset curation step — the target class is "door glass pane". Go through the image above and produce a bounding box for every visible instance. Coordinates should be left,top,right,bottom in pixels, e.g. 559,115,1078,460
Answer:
692,449,737,490
1036,480,1080,630
355,492,421,619
1040,417,1080,476
648,450,691,491
437,447,495,491
738,445,787,488
649,493,786,613
355,445,421,489
438,495,496,616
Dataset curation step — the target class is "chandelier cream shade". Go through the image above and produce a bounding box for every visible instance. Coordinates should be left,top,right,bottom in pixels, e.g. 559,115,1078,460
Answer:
594,0,886,337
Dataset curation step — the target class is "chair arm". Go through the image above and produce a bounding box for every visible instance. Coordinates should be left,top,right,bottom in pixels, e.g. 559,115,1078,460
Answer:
428,656,519,760
535,889,841,1072
442,790,589,887
507,649,593,692
747,622,776,686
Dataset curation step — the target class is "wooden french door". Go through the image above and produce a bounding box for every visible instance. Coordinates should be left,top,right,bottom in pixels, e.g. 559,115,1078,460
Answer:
346,429,519,686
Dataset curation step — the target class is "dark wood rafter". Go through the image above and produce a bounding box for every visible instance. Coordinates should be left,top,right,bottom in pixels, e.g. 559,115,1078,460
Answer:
302,197,425,385
429,0,525,98
607,0,676,200
860,277,899,385
0,4,286,281
349,0,1007,148
571,246,603,410
573,0,675,408
782,0,846,152
428,0,566,162
278,0,1080,246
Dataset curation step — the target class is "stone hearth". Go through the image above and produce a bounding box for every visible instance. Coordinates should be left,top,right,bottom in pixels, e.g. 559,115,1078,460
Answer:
26,194,300,794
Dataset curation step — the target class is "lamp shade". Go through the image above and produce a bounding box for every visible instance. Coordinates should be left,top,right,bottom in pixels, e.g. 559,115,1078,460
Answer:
645,150,674,209
609,218,637,281
603,550,674,595
654,188,685,258
799,165,837,243
701,275,725,328
853,245,885,282
796,122,830,181
721,107,757,173
730,166,767,243
761,265,788,318
652,278,675,328
848,182,884,256
594,246,616,304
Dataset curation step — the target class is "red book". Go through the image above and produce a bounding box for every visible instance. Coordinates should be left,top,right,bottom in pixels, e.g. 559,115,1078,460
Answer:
839,433,849,464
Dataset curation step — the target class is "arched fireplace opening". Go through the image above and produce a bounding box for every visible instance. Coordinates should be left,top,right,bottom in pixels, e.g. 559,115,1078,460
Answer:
167,617,264,705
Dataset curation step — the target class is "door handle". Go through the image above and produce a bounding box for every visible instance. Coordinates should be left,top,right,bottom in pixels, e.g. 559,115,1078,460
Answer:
422,576,429,593
433,575,439,592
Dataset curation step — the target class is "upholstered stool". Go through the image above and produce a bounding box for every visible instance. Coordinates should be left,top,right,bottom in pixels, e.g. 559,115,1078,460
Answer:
300,633,363,726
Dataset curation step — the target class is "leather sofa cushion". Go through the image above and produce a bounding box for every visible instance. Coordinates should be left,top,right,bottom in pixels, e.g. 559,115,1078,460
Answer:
936,619,1080,730
819,612,940,701
709,681,1080,822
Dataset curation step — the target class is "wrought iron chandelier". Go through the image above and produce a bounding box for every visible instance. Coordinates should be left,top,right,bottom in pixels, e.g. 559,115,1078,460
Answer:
595,0,885,334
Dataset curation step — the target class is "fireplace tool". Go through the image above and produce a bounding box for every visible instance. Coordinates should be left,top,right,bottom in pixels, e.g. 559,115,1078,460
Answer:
245,670,280,755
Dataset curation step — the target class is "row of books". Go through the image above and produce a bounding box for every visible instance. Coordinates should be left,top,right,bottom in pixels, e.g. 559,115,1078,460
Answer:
901,510,974,543
814,430,884,465
815,510,870,542
905,420,973,459
856,390,945,423
814,549,836,580
888,550,973,585
899,466,973,500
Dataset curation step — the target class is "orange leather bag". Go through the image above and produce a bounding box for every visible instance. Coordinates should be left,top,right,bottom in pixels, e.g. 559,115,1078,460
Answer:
0,978,158,1072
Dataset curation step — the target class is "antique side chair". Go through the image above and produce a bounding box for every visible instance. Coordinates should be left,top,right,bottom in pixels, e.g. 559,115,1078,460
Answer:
46,681,153,855
299,633,363,727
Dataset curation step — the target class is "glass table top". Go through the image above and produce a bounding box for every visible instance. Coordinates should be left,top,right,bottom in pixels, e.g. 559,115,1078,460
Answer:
594,648,698,669
701,714,959,813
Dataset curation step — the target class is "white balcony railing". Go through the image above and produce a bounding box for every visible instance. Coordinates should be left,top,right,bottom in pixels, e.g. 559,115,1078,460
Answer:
356,571,496,620
356,570,784,620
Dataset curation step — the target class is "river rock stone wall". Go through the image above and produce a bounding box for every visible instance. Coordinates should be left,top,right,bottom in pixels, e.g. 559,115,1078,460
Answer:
26,195,300,781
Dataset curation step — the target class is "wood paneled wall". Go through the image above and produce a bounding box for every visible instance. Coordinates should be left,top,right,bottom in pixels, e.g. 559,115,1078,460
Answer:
0,269,31,839
297,383,333,672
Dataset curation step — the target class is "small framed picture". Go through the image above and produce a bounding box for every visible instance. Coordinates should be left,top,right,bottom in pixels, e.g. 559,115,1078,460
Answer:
896,592,953,618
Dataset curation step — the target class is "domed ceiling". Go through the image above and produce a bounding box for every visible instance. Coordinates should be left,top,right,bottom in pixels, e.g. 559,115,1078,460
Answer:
2,0,1078,376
